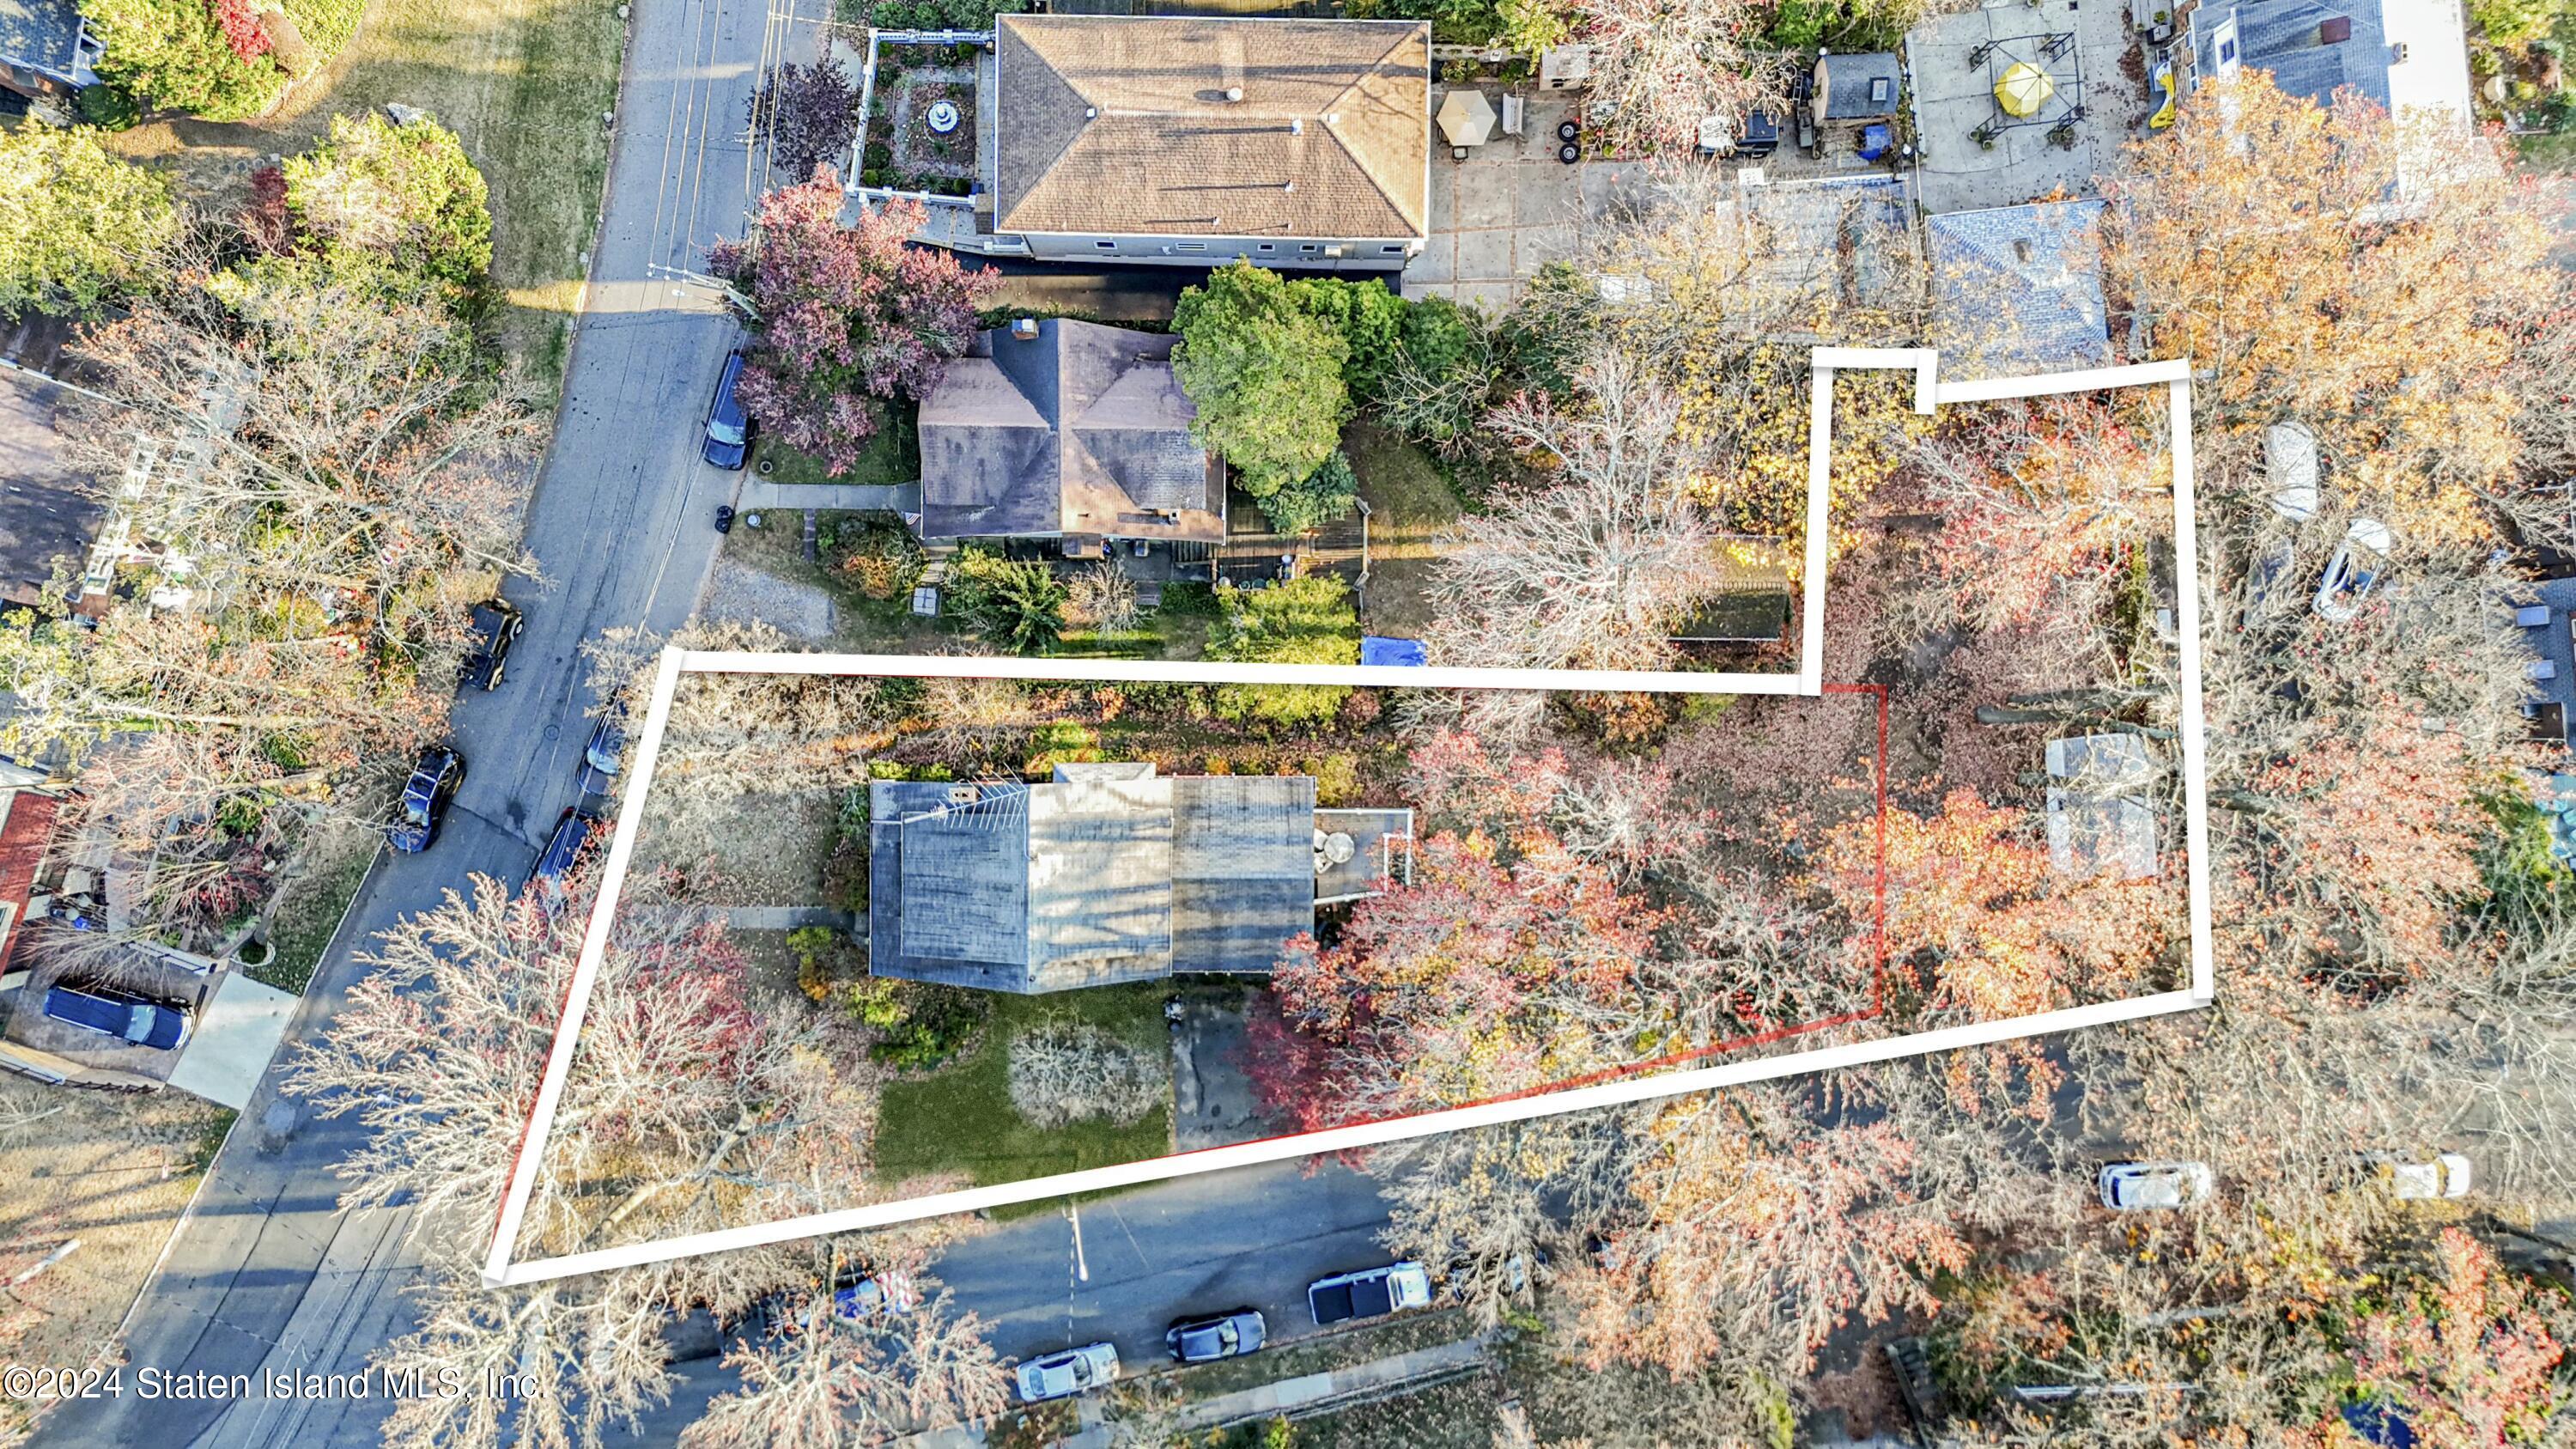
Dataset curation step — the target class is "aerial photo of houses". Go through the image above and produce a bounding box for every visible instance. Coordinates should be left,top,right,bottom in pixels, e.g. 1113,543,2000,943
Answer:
0,0,2573,1445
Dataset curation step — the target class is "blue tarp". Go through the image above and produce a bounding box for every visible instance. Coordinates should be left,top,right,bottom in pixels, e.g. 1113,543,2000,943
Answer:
1857,123,1893,161
1360,636,1427,667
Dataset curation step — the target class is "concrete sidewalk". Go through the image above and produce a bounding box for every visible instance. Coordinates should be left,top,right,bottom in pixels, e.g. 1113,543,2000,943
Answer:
737,479,920,513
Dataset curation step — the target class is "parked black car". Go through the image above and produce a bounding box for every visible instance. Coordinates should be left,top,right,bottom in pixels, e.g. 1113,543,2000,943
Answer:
460,599,525,691
527,807,600,909
386,746,465,853
1165,1308,1265,1364
702,350,754,470
43,983,190,1050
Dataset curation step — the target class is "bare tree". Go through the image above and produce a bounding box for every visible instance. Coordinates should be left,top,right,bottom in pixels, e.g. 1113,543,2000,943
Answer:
682,1287,1011,1449
1425,348,1723,679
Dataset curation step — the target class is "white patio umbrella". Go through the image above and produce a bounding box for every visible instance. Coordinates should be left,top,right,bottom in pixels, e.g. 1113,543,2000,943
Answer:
1437,88,1499,148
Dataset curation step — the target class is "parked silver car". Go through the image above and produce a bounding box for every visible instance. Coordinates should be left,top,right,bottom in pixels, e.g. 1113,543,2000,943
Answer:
1015,1342,1118,1403
2096,1160,2213,1211
2364,1152,2472,1200
2312,517,2393,622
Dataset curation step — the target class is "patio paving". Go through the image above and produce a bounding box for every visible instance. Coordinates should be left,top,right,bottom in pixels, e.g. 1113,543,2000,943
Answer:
1406,89,1661,310
1907,0,2150,213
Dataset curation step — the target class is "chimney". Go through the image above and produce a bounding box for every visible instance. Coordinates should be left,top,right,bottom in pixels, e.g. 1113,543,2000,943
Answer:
2317,13,2352,42
1010,318,1040,342
1224,87,1244,102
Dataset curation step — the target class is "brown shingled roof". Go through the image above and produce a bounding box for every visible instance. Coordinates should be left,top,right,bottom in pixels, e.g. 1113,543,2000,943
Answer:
993,15,1430,241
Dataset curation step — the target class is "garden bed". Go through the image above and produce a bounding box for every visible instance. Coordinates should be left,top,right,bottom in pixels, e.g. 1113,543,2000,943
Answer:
860,64,979,195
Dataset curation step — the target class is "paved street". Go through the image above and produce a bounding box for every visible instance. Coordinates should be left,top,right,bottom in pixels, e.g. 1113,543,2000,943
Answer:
607,1159,1396,1442
33,5,1402,1446
34,0,799,1443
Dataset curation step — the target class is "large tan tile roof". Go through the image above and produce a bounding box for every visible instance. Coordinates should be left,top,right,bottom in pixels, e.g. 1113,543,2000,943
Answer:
993,15,1429,241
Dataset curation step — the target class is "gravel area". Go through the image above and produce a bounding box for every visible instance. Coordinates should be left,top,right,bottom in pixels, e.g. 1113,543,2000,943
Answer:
701,558,835,639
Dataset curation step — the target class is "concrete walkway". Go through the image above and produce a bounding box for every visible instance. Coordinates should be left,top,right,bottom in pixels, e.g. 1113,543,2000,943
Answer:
737,479,920,513
716,905,856,931
1164,1336,1488,1434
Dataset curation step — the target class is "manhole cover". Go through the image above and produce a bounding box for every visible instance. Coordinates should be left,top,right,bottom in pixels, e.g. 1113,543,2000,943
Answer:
926,100,962,136
544,723,560,740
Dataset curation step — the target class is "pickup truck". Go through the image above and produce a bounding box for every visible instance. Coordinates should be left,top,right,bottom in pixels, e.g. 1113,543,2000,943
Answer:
1307,1261,1432,1326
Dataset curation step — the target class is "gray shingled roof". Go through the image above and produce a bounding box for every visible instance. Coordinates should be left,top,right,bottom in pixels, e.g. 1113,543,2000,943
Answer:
1926,200,2111,381
0,0,90,81
2044,734,2160,881
993,15,1430,241
917,318,1222,542
2196,0,2395,110
869,766,1321,992
1818,52,1903,120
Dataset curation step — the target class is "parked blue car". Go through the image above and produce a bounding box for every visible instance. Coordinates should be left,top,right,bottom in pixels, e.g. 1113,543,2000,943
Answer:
44,983,188,1050
702,350,754,470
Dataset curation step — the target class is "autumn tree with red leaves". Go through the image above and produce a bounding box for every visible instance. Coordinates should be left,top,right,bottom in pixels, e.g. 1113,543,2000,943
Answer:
709,178,994,475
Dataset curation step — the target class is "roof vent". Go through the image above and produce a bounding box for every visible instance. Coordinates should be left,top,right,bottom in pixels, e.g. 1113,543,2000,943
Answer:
1283,180,1295,192
1326,113,1340,124
1291,117,1304,135
1084,106,1097,119
2389,40,2409,62
2013,238,2033,263
1224,87,1244,102
1010,317,1040,341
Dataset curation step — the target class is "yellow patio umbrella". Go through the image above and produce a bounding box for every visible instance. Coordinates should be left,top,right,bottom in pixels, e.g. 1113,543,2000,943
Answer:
1994,62,2055,119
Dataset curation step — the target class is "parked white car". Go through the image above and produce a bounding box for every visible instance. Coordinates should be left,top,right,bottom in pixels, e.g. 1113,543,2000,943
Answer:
2097,1160,2214,1211
2313,517,2394,621
1016,1342,1118,1403
2365,1152,2472,1200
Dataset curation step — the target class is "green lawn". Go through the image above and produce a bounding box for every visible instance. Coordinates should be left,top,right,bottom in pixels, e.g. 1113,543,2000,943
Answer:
753,405,920,487
873,983,1174,1207
253,821,380,994
1342,421,1461,642
2517,131,2576,170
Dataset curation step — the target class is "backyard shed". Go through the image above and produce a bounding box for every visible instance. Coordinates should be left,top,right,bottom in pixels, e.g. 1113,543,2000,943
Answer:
1814,52,1903,120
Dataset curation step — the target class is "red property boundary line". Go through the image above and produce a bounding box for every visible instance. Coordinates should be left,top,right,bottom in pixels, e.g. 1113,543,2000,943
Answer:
1437,681,1891,1117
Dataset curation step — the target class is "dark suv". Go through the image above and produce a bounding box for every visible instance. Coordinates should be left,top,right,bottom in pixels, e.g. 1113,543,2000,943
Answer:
387,746,465,853
43,983,190,1050
460,599,524,691
702,349,754,470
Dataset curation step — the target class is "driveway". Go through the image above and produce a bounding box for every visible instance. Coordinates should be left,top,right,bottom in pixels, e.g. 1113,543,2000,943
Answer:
32,0,812,1444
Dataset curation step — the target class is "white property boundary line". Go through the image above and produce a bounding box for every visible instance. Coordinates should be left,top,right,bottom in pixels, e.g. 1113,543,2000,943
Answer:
481,350,2216,1288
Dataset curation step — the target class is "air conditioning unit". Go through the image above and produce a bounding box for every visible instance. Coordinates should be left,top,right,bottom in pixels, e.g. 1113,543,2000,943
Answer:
2389,41,2409,62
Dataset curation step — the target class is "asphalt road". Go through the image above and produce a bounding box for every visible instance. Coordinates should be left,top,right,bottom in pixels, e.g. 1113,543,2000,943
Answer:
605,1159,1397,1442
33,0,791,1443
33,4,1404,1446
